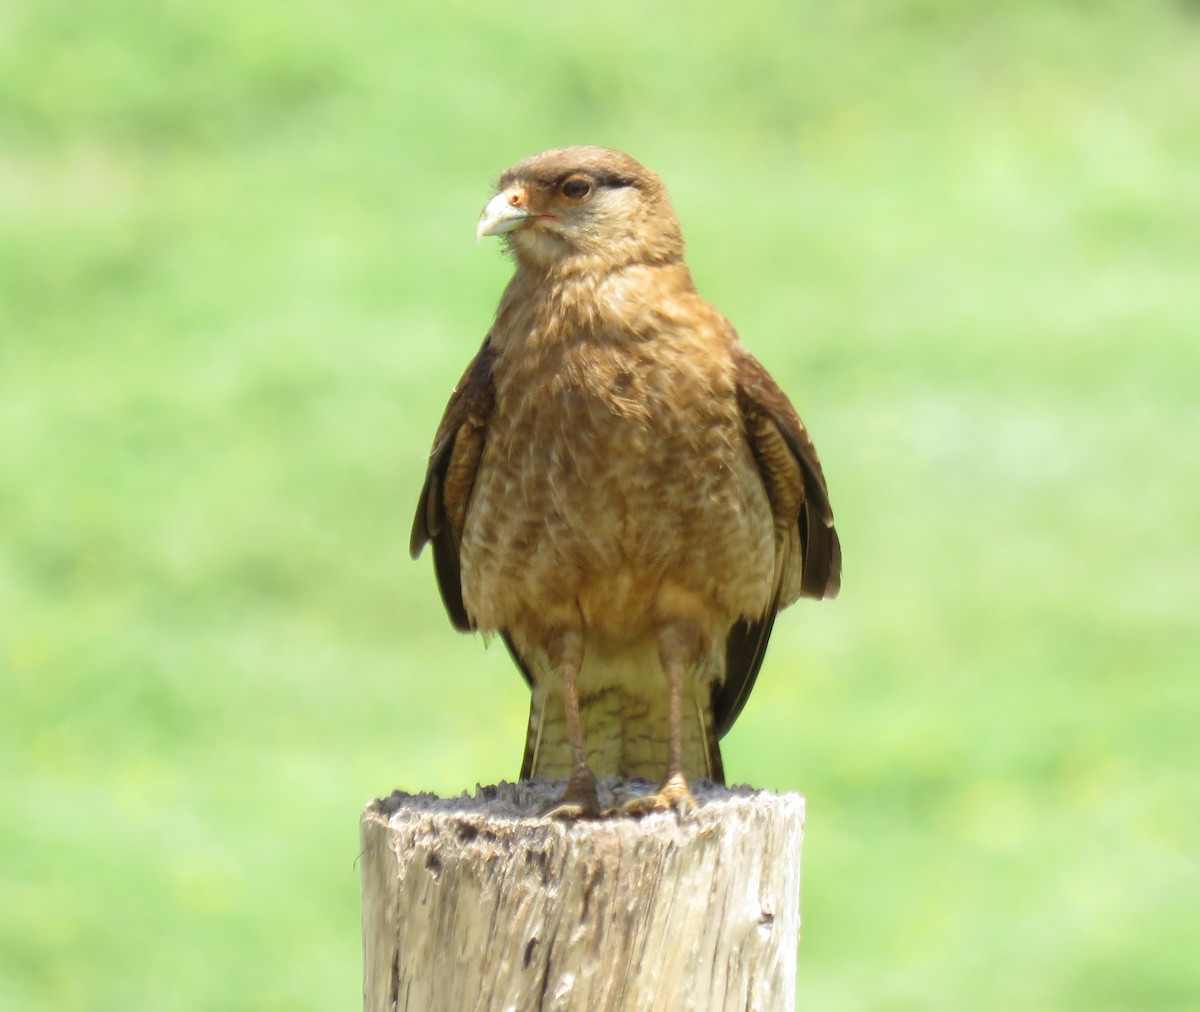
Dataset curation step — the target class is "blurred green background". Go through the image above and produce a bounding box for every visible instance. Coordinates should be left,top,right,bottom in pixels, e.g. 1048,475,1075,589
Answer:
3,0,1198,1008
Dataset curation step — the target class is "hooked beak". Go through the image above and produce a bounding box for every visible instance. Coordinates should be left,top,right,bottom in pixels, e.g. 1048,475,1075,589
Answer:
476,191,531,241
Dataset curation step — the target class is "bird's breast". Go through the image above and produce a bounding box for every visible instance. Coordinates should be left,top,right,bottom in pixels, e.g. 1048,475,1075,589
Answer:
460,321,776,639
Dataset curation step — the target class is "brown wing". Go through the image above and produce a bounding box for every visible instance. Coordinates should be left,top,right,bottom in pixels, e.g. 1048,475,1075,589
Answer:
713,349,841,737
409,336,497,632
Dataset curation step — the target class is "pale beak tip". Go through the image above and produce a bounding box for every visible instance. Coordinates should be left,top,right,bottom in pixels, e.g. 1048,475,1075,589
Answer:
476,191,529,241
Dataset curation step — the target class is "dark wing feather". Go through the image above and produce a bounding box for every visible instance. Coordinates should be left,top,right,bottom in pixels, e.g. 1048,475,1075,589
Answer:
713,349,841,738
715,599,780,740
409,336,497,631
504,630,541,779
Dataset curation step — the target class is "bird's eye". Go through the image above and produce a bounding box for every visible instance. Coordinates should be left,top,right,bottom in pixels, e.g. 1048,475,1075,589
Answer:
560,176,592,200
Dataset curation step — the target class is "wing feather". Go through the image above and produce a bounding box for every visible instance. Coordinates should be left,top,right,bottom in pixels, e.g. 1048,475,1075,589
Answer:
713,349,841,737
409,336,497,631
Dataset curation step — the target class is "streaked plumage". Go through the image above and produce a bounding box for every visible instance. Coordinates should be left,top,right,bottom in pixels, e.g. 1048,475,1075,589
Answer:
411,147,839,815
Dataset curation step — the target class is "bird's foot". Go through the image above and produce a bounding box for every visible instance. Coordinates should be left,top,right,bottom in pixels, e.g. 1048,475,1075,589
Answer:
614,774,698,820
542,769,602,820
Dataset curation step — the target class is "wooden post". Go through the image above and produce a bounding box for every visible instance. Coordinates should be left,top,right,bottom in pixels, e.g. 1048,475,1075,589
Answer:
360,780,804,1011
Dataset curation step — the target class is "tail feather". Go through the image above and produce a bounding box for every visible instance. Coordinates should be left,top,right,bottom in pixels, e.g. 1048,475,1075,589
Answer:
521,681,724,784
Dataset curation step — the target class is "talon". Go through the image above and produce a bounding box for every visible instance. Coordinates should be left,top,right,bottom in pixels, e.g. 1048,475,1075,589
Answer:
543,801,600,820
617,774,697,819
541,771,602,820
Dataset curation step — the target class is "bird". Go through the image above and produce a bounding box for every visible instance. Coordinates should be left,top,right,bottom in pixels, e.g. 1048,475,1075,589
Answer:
411,146,840,817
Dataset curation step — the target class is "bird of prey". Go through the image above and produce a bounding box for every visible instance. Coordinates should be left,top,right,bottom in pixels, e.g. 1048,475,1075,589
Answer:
411,146,839,817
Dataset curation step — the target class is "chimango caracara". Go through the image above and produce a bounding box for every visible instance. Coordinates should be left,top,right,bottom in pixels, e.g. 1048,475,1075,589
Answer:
411,146,840,817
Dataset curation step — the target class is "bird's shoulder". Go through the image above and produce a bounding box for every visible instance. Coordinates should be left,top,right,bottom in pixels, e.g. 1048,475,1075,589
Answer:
420,338,495,481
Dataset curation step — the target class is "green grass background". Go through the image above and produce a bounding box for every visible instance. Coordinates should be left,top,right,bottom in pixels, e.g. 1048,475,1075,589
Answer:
3,0,1198,1008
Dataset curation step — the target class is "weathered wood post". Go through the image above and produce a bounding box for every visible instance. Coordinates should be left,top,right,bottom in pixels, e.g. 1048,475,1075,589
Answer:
360,779,804,1011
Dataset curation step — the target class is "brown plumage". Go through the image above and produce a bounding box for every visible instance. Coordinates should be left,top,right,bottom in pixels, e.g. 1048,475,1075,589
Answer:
411,146,840,816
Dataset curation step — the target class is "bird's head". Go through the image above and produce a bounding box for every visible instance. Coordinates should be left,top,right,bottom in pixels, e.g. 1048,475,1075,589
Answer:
476,147,685,273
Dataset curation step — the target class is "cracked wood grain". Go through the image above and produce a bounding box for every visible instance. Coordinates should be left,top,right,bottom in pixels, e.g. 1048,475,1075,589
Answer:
361,780,804,1012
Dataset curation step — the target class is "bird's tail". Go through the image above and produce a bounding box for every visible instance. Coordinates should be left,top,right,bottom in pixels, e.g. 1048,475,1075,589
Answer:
520,677,724,785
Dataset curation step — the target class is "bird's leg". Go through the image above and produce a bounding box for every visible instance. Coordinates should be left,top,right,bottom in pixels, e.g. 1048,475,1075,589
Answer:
619,623,700,818
543,630,601,820
659,646,698,810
